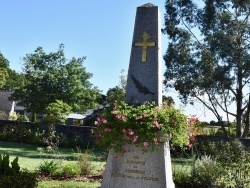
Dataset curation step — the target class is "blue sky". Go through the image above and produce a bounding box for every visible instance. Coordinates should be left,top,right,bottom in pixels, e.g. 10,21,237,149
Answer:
0,0,224,122
0,0,168,93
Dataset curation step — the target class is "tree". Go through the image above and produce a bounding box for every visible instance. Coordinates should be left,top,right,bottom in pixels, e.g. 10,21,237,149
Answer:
162,95,175,106
163,0,250,137
2,71,26,91
106,69,127,105
44,100,72,124
118,69,127,91
13,44,101,121
61,57,101,112
0,52,9,89
106,86,125,104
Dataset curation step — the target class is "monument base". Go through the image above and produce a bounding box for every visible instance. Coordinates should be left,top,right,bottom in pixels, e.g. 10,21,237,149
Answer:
101,142,175,188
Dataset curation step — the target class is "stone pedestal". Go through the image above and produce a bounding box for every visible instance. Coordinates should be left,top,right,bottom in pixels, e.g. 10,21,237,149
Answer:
101,143,175,188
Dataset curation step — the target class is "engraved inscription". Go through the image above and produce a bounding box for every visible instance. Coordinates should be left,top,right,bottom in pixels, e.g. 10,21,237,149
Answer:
111,155,159,182
125,169,145,174
126,160,145,165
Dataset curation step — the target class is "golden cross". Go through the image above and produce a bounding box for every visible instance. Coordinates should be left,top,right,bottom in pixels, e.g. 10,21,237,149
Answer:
135,31,156,62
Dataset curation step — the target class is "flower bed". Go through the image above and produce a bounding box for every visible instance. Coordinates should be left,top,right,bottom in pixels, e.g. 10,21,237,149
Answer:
96,101,191,153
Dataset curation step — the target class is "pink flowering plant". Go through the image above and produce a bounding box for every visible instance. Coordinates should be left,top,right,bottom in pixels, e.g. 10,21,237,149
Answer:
96,101,189,153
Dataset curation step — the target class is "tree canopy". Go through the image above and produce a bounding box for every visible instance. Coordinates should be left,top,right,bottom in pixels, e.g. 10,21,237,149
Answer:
0,52,9,88
163,0,250,137
12,44,101,121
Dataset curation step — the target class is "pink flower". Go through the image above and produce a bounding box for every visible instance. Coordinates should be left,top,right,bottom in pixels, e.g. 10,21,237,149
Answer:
153,121,159,128
116,114,126,121
143,114,149,117
122,128,126,133
128,129,134,135
102,119,108,124
153,121,163,128
132,136,138,143
104,128,111,132
121,115,126,121
137,115,143,120
143,142,149,147
112,110,118,115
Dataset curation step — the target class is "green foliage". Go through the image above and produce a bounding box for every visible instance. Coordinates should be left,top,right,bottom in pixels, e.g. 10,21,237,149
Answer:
0,154,20,176
192,139,250,187
106,86,125,105
59,163,80,177
44,100,72,124
17,113,29,122
0,124,45,145
0,123,95,149
0,170,38,188
162,95,175,105
37,160,59,175
193,155,223,188
38,180,101,188
214,139,247,164
173,154,250,188
2,70,26,91
96,101,189,153
163,0,250,137
0,52,9,89
77,150,94,175
194,139,248,163
12,44,101,121
173,165,193,188
0,153,37,188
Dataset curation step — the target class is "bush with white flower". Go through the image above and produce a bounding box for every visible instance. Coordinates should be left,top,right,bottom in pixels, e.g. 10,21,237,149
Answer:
96,101,190,153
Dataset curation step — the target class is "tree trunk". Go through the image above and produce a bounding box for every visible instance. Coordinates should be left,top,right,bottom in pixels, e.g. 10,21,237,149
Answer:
242,96,250,138
32,112,37,122
236,65,243,138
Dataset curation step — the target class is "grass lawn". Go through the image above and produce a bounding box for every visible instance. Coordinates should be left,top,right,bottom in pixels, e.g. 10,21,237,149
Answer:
38,180,101,188
0,141,104,188
0,141,195,188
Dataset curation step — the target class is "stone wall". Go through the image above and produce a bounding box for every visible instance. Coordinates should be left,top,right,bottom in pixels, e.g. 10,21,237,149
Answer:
0,120,96,145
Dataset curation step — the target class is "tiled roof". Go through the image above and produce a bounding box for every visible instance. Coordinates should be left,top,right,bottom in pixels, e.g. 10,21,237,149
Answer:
0,91,13,111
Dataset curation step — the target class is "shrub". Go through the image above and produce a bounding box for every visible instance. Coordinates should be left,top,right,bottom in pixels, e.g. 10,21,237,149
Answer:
0,154,20,176
37,160,59,175
77,150,94,175
193,155,223,188
17,114,29,122
0,170,38,188
96,101,189,153
0,154,38,188
60,163,80,177
214,139,247,164
173,165,194,188
194,139,248,162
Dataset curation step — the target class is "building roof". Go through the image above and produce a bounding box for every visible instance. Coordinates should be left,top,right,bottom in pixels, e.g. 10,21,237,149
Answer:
0,91,13,111
67,113,87,119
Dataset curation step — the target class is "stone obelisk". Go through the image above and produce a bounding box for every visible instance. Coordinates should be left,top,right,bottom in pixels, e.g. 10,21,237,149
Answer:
101,4,175,188
125,3,162,105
